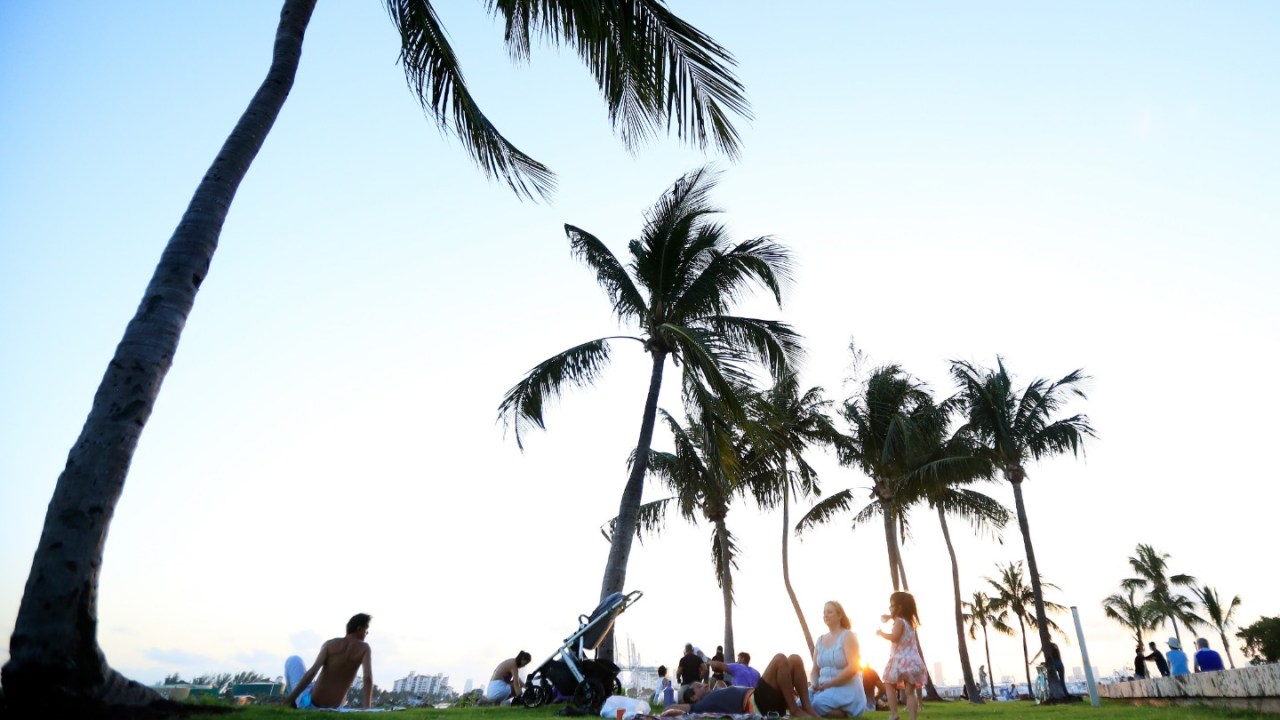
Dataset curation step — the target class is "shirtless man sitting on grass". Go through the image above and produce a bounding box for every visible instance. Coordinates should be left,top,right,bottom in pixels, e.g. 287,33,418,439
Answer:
661,653,816,717
285,613,373,709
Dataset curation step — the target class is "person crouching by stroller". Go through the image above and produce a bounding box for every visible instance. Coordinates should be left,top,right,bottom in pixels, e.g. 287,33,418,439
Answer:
485,651,532,704
661,653,817,717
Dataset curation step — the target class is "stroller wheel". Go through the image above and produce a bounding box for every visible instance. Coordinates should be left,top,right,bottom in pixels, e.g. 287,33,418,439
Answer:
521,683,549,708
573,678,606,712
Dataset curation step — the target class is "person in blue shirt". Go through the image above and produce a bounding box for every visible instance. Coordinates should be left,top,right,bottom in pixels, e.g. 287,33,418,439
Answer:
1166,637,1190,676
1194,638,1226,672
709,652,761,688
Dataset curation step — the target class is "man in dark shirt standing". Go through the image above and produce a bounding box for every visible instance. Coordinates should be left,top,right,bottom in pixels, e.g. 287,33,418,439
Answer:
677,644,704,698
1145,641,1170,676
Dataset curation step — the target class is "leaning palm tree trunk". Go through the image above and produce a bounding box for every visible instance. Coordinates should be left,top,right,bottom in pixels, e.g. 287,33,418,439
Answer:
1009,476,1068,700
2,0,317,709
715,517,736,658
781,484,816,655
938,508,982,703
982,627,996,699
882,502,903,591
598,352,666,661
1015,615,1033,699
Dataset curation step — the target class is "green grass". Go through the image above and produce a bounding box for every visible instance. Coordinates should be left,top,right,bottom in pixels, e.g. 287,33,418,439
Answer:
155,701,1275,720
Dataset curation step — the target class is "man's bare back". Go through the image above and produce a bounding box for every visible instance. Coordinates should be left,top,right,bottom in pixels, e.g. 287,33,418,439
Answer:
310,636,372,707
287,614,373,709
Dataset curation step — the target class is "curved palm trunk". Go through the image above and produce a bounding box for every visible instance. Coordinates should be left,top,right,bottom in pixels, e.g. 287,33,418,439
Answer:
714,516,735,659
981,626,996,698
598,351,667,662
938,508,981,703
1008,471,1068,701
1015,614,1032,699
1218,629,1236,668
1,0,317,709
781,482,816,656
881,498,902,591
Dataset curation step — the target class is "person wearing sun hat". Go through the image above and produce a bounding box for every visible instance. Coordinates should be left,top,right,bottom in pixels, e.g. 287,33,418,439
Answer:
1166,637,1191,676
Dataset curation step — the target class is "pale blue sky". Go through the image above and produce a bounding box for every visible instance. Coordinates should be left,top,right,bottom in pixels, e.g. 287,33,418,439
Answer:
2,1,1277,692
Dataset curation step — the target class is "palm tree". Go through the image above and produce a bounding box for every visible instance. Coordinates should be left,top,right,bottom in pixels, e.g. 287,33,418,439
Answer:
911,430,1007,704
963,590,1013,699
1124,544,1202,647
986,561,1066,699
1102,586,1160,649
1193,585,1242,668
949,357,1093,701
499,167,800,661
797,365,940,591
738,371,840,656
641,405,746,657
4,2,749,709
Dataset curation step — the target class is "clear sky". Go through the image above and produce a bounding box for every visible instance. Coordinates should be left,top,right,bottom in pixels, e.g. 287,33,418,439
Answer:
2,0,1277,694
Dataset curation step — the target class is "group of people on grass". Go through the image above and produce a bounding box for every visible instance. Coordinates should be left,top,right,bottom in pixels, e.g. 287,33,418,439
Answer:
649,593,927,720
281,591,930,719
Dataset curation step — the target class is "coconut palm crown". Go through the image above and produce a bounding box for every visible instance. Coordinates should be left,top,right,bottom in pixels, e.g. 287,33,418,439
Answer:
498,166,801,658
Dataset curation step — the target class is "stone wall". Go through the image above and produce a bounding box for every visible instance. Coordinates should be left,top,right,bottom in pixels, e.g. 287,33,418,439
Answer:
1099,664,1280,713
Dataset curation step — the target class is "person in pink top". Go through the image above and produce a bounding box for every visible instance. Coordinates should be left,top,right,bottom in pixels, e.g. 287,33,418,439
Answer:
877,592,927,720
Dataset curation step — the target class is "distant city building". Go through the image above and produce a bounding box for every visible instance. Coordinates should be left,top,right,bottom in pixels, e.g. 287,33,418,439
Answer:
393,671,450,696
464,679,473,693
933,662,944,685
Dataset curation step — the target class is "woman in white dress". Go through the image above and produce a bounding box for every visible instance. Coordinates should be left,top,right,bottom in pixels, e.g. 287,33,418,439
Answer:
810,601,868,717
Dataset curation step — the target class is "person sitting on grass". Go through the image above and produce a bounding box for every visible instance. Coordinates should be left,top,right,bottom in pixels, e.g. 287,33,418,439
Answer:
284,613,373,710
660,653,817,717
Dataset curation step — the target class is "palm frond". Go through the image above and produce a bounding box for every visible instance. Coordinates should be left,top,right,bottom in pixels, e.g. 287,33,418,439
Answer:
794,488,856,534
489,0,750,156
703,315,803,380
710,522,739,594
497,337,623,448
674,235,795,320
600,496,672,541
565,223,648,323
385,0,556,200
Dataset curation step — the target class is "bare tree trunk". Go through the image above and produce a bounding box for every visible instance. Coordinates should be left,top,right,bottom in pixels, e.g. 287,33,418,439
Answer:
2,0,318,711
982,627,996,699
938,508,982,703
1008,470,1068,701
598,352,667,663
716,517,735,659
781,482,815,656
882,498,901,591
1218,629,1236,668
1016,615,1032,699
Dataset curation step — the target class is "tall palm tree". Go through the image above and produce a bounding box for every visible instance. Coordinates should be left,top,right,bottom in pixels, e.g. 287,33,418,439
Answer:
911,430,1006,704
738,371,840,656
1102,586,1160,650
1124,544,1202,647
499,167,800,661
963,590,1014,699
986,561,1066,699
797,365,940,591
641,405,746,657
5,2,750,709
949,358,1093,701
1193,585,1242,668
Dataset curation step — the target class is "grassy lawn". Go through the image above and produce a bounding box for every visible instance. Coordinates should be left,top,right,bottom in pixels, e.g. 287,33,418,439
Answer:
155,701,1275,720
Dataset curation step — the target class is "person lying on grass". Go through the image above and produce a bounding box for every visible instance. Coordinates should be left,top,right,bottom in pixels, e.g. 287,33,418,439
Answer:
660,653,816,717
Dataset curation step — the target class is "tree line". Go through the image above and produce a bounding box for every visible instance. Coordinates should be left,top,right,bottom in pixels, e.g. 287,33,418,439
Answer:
498,168,1095,704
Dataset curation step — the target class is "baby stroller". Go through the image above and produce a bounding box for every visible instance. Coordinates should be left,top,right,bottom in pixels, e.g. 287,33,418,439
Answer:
520,590,642,712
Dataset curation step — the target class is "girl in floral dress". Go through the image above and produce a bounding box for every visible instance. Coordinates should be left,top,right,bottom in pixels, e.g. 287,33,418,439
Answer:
877,592,927,720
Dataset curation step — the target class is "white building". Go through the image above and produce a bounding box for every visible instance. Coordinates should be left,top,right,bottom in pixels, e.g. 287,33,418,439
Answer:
393,671,450,696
